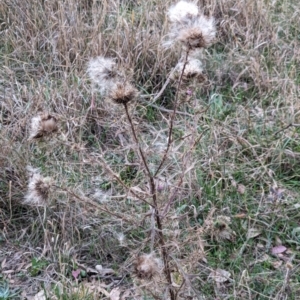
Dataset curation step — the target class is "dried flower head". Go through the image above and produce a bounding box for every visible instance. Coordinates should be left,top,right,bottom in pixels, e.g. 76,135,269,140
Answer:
168,1,199,23
165,1,216,50
24,166,52,206
134,253,162,279
174,58,206,82
109,82,138,105
178,16,216,49
87,56,118,94
29,113,57,140
209,216,235,242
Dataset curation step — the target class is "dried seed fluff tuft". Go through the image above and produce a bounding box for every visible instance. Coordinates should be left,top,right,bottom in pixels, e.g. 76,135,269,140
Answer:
109,82,138,105
167,1,199,23
23,166,52,206
178,16,216,49
174,58,206,82
166,1,216,50
29,113,58,140
87,56,118,94
134,253,162,280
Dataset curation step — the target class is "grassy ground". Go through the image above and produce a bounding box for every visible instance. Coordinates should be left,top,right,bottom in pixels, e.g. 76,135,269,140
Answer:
0,0,300,299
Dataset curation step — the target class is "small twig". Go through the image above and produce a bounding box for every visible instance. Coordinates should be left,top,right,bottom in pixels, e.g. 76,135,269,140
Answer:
150,207,156,253
53,185,142,227
139,98,193,117
154,50,190,177
8,181,12,221
151,67,177,103
123,103,153,178
170,254,203,299
90,154,154,207
274,123,300,137
160,127,206,219
161,177,184,218
278,266,291,298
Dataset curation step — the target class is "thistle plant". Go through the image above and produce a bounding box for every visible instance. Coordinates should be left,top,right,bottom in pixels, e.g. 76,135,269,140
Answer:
2,0,297,298
20,1,216,298
86,1,216,298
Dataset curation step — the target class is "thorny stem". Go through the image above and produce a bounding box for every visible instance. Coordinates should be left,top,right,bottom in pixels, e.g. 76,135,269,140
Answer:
154,49,190,177
123,103,152,179
123,103,176,300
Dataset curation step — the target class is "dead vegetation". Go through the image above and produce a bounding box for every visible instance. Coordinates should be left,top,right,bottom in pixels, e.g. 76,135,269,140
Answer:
0,0,300,299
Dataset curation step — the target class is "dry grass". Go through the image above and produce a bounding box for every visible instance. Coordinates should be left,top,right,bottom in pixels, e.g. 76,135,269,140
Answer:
1,0,300,299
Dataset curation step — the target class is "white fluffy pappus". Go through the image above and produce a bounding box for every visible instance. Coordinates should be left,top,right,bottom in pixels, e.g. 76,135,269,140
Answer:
134,253,163,280
174,58,205,81
87,56,118,94
168,1,199,23
165,1,216,50
177,15,216,49
29,113,57,140
23,166,52,206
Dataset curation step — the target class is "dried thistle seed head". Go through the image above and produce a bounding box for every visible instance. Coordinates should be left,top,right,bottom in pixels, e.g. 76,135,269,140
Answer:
134,254,162,280
174,58,206,82
87,56,119,94
179,27,206,49
109,82,138,105
24,167,52,206
41,113,57,132
165,10,216,49
29,113,57,139
168,1,199,23
178,16,216,49
213,216,235,241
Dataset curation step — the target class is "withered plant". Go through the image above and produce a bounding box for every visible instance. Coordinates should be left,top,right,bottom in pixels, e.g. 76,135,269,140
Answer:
1,0,299,299
85,2,216,298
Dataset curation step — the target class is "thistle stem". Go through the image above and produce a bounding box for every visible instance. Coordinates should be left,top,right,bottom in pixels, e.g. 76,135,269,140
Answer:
154,49,190,177
123,102,175,300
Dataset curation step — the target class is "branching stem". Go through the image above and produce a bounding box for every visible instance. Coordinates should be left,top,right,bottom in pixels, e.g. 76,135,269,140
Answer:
154,50,190,177
123,102,175,300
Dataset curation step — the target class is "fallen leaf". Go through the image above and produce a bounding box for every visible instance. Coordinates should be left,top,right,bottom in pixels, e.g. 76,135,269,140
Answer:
171,271,183,287
272,260,283,269
234,213,247,219
95,265,115,276
72,269,81,279
237,184,246,194
210,268,231,283
256,243,264,249
110,287,121,300
247,228,261,239
82,282,110,297
1,258,7,269
95,265,103,272
121,290,131,299
28,290,46,300
275,236,282,245
272,245,287,255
